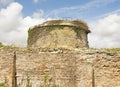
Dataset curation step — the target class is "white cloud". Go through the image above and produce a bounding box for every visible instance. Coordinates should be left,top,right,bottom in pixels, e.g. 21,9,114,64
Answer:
0,2,46,47
33,0,39,3
96,9,120,19
0,2,22,32
33,9,44,18
0,0,13,6
89,14,120,48
33,0,46,3
46,0,117,18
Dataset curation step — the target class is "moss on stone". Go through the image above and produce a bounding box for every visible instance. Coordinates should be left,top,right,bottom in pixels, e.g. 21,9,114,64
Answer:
28,28,34,38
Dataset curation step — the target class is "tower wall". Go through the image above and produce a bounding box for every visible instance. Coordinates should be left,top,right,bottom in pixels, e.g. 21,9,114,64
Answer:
28,20,90,49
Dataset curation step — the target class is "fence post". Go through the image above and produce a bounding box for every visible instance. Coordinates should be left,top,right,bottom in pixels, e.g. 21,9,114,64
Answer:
12,51,17,87
92,68,95,87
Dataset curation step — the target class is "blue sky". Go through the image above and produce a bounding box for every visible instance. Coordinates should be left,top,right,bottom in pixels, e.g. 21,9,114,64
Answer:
15,0,120,20
0,0,120,48
16,0,88,15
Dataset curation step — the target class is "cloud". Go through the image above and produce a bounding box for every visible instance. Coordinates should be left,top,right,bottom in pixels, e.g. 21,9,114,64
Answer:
33,0,46,3
0,2,46,46
46,0,117,18
88,14,120,48
0,0,13,7
0,2,22,32
33,9,44,18
96,9,120,19
33,0,39,3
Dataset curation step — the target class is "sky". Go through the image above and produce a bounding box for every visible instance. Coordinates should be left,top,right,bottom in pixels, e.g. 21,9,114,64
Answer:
0,0,120,48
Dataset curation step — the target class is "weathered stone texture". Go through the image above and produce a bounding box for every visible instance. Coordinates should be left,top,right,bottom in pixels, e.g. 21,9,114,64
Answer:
28,20,90,49
0,47,120,87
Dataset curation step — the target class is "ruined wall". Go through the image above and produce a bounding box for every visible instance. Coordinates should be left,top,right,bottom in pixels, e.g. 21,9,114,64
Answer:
0,47,120,87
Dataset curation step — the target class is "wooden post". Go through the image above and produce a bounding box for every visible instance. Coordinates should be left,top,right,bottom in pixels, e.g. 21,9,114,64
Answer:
92,68,95,87
12,51,17,87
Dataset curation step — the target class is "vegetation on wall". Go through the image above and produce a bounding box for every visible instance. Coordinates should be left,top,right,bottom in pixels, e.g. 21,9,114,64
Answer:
0,83,5,87
106,48,120,51
0,42,3,47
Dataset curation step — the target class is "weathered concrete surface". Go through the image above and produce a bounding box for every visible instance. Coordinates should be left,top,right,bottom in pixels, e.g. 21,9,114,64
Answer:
0,47,120,87
28,20,90,49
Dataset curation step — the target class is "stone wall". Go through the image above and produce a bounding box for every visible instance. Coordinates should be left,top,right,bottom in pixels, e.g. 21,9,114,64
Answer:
0,47,120,87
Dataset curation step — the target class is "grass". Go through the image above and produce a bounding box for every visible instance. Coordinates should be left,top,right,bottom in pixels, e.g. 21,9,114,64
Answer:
26,75,32,87
0,42,3,47
0,42,18,49
110,48,120,51
2,45,18,50
106,48,120,51
0,42,17,50
0,83,5,87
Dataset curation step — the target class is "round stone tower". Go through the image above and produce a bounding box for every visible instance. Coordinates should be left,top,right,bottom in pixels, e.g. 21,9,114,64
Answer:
27,20,90,49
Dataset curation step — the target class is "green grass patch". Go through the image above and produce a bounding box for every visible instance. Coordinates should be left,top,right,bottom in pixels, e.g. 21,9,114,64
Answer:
110,48,120,51
0,42,3,47
0,83,5,87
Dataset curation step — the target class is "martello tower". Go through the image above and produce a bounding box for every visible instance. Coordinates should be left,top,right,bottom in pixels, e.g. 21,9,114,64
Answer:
28,20,90,49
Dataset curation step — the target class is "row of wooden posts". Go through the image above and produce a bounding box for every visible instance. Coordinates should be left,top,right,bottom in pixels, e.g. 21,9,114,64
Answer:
11,52,95,87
